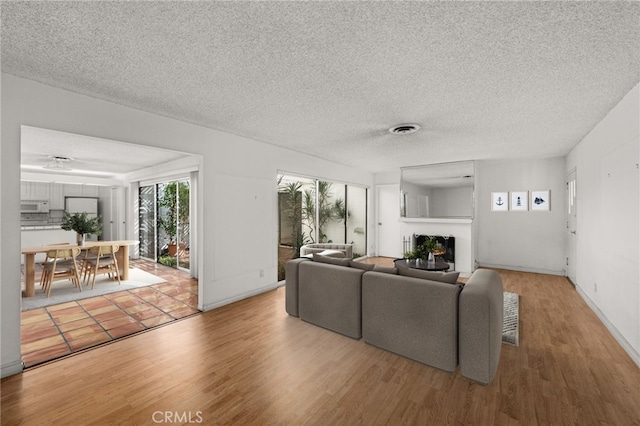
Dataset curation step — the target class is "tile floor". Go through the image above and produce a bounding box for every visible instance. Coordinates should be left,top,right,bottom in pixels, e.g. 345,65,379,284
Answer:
21,259,199,368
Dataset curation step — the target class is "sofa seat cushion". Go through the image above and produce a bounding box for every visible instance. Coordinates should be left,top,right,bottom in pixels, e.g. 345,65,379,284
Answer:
317,249,346,258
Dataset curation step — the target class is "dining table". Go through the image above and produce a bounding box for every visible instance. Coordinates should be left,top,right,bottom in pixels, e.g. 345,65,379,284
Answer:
21,240,140,297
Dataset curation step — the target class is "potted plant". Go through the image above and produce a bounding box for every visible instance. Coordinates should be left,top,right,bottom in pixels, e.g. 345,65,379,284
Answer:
404,237,442,261
61,211,102,245
420,237,445,261
301,180,345,243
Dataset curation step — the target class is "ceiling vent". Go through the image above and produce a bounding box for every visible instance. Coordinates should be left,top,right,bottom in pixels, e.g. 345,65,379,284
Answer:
389,124,420,135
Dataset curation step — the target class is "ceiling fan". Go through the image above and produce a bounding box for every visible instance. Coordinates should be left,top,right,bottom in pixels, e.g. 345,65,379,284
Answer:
43,156,74,171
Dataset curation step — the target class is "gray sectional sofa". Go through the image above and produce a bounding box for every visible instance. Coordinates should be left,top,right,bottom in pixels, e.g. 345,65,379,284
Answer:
285,255,504,384
299,243,353,258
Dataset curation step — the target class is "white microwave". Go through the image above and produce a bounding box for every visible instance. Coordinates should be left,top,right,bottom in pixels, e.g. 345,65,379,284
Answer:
21,200,50,213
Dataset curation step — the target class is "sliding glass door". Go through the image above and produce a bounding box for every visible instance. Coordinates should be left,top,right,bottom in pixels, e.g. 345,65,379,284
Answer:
277,173,367,279
139,185,157,259
139,179,190,271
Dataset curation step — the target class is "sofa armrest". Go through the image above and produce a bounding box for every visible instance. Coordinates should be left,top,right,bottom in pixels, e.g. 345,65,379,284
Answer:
285,257,310,317
459,269,504,384
362,272,462,372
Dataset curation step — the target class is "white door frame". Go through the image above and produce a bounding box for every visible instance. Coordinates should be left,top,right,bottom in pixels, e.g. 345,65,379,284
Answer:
566,168,577,285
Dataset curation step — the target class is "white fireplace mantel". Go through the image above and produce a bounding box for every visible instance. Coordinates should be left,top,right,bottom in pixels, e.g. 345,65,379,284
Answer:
399,217,473,224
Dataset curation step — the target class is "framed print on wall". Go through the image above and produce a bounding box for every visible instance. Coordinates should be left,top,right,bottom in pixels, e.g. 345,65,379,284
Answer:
510,191,528,211
491,192,508,211
531,190,550,211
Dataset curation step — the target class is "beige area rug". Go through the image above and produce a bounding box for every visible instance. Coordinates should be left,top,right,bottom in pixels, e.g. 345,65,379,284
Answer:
502,291,519,346
21,268,166,311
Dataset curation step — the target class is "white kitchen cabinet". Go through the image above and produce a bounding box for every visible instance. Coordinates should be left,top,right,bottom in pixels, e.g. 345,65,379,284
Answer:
21,182,29,199
63,184,83,197
62,184,100,198
21,182,50,200
32,182,50,199
82,185,99,197
50,183,65,209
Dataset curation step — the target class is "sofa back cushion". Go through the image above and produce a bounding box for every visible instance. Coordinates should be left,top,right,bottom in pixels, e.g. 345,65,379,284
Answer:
398,267,460,284
299,261,364,339
362,272,462,372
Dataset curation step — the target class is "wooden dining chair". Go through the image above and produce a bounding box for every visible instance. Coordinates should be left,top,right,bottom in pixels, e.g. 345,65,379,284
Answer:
84,245,121,289
79,246,108,285
39,243,71,289
41,247,82,297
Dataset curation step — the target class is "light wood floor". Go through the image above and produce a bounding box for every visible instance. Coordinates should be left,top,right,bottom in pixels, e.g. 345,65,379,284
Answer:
2,261,639,425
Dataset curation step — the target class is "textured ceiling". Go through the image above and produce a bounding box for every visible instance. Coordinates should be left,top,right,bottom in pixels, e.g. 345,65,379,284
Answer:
20,126,191,178
3,1,639,174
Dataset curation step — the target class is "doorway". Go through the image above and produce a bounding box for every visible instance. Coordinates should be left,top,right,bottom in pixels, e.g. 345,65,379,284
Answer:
376,184,401,258
139,179,191,272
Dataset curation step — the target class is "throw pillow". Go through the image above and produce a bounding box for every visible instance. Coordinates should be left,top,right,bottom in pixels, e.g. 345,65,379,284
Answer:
349,261,375,271
312,253,352,267
372,265,399,274
398,267,460,284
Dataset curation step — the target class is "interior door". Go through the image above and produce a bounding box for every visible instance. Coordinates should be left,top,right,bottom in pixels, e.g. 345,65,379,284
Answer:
109,187,117,240
109,187,126,240
566,169,577,285
117,187,127,240
376,184,401,258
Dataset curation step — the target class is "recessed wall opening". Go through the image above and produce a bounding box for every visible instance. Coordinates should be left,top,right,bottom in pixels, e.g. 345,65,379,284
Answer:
19,126,201,368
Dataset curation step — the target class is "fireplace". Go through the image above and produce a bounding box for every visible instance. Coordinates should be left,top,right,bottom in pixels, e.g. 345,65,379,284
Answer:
414,234,455,270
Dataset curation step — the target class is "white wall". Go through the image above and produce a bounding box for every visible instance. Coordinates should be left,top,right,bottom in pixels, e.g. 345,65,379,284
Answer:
376,158,567,276
566,84,639,366
1,74,373,377
475,157,567,275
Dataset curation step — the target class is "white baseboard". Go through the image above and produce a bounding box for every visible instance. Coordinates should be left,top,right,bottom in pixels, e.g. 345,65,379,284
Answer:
202,282,279,312
1,359,24,378
476,262,565,276
576,286,640,368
